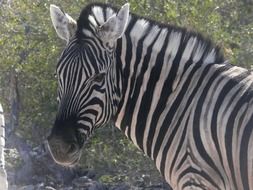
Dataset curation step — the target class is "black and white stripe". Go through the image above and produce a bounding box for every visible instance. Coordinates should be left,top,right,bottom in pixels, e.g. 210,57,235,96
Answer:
51,3,253,190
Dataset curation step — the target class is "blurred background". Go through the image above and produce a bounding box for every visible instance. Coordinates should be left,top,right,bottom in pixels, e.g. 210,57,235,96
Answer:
0,0,252,189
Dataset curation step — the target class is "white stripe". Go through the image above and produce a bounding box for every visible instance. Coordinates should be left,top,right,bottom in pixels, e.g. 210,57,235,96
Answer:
92,6,105,25
106,7,114,20
88,15,98,27
172,37,198,91
204,48,216,64
193,42,205,63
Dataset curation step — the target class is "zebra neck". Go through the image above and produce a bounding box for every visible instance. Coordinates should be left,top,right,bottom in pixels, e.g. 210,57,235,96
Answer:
114,16,224,151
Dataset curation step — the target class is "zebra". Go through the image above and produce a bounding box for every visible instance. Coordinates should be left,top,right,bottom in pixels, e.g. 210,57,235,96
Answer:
0,104,8,190
47,3,253,190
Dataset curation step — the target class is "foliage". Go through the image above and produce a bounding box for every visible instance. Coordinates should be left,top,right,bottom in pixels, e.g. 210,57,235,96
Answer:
0,0,252,186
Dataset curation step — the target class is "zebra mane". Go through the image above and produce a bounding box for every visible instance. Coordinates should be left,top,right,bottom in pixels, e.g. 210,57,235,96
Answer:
76,3,224,64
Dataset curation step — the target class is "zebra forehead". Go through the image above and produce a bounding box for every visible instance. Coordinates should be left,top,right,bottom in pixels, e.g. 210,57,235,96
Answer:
88,15,98,28
90,6,116,25
92,6,105,25
77,3,116,29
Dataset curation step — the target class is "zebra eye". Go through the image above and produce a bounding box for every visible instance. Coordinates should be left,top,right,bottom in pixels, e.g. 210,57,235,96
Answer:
93,73,106,83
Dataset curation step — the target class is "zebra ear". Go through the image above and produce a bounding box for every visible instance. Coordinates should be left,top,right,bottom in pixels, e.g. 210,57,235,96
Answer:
98,3,129,42
50,4,77,42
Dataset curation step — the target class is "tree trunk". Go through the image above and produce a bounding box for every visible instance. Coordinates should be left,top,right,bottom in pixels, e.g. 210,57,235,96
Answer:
6,69,75,184
0,104,8,190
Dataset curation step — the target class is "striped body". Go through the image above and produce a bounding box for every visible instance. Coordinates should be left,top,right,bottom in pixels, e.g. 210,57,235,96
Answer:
48,3,253,190
114,16,253,189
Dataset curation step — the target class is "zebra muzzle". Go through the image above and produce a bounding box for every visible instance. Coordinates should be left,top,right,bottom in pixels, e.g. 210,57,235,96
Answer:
46,135,82,167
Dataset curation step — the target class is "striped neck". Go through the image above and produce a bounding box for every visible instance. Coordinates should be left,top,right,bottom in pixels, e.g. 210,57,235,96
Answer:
114,14,224,148
75,2,225,150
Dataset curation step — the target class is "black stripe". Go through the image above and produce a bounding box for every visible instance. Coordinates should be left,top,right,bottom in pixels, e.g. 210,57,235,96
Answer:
136,31,169,150
102,7,106,23
126,29,161,140
115,38,123,99
167,113,189,179
117,19,135,135
152,32,190,160
159,62,205,176
179,167,220,189
207,70,250,189
182,181,209,189
192,67,233,188
240,106,253,190
176,151,188,172
91,11,101,26
221,73,250,189
86,44,99,73
120,25,160,140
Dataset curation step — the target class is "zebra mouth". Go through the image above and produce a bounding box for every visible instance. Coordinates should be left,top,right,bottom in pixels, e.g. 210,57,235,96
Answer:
51,151,81,167
46,137,82,167
46,122,88,167
57,152,81,167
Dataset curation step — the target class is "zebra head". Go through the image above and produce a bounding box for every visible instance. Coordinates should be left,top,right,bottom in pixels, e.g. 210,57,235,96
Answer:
47,4,129,167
